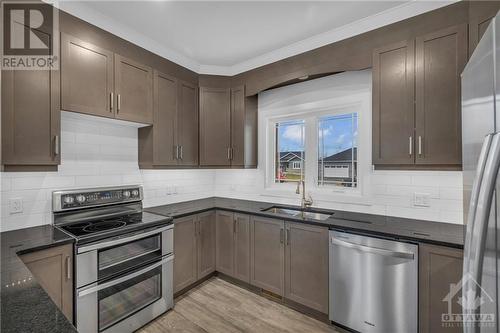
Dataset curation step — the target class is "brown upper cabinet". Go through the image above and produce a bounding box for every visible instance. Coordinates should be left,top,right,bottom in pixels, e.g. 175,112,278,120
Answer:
61,33,153,124
61,33,114,118
199,86,257,168
138,71,198,168
415,25,467,167
2,19,60,171
372,24,467,170
114,54,153,123
469,2,500,56
372,40,415,166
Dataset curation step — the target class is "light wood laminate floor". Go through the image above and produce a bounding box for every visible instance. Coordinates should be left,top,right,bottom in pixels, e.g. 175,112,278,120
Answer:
139,277,339,333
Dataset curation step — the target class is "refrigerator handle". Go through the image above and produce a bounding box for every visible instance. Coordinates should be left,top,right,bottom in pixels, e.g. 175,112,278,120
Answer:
463,134,493,274
463,132,500,332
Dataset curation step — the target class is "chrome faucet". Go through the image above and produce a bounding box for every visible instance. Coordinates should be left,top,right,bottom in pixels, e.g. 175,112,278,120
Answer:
296,180,313,209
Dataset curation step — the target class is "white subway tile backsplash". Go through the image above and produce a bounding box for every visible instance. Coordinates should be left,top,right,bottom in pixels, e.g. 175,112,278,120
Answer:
0,113,215,232
0,111,465,231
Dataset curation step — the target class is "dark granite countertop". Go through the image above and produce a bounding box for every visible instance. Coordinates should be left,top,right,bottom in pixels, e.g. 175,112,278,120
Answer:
1,225,77,333
145,197,464,248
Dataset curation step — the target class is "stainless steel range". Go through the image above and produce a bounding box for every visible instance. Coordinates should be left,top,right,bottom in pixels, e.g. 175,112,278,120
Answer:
52,185,174,333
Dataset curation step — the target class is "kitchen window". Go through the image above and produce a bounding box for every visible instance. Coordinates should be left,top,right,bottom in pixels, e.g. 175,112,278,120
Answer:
274,120,305,183
318,113,358,188
269,111,359,191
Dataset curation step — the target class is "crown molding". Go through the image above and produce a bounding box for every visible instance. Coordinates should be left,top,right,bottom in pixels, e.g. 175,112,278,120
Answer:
53,0,458,77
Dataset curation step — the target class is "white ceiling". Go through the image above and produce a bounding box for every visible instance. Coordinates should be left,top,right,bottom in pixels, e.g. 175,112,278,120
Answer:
57,1,457,75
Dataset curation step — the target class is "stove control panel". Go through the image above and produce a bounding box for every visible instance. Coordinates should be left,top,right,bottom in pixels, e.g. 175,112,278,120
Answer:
53,186,143,211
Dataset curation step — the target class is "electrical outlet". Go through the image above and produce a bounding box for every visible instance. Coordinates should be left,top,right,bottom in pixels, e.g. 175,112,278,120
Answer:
414,193,431,207
9,198,23,214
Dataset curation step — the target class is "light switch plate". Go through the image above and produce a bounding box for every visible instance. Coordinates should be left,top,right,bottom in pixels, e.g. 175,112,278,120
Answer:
414,193,431,207
9,198,23,214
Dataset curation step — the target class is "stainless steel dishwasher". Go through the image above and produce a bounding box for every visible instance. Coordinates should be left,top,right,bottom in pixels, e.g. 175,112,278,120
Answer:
329,230,418,333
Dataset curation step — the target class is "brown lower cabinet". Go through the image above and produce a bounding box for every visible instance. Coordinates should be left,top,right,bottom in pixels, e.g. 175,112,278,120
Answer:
197,211,216,279
19,244,73,322
284,222,329,313
249,216,329,313
250,216,285,296
419,244,464,333
214,211,251,282
173,212,216,293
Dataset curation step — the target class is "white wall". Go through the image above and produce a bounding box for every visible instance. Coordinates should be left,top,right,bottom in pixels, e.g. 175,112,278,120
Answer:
0,112,215,232
215,71,464,224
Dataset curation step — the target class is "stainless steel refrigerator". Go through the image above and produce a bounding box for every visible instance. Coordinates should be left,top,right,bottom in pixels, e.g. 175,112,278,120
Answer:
462,11,500,333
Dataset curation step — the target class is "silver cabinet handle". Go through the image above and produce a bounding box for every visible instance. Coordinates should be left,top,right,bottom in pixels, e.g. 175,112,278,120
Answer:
77,224,173,254
117,94,121,112
180,145,183,160
234,219,237,234
78,255,174,297
286,229,290,246
66,256,71,280
54,135,60,156
227,147,231,160
331,238,414,259
110,92,114,111
174,145,179,160
409,136,412,156
418,136,422,155
280,228,284,244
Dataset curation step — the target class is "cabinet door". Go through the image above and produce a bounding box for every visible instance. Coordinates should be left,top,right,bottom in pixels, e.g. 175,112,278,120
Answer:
250,216,284,296
61,33,114,118
153,71,178,166
173,216,197,293
2,67,60,169
199,87,231,166
284,222,329,313
415,25,467,167
215,211,235,276
230,86,245,167
177,80,199,166
197,211,216,279
419,244,463,333
20,244,73,322
372,40,415,166
469,2,500,56
234,214,250,283
114,54,153,124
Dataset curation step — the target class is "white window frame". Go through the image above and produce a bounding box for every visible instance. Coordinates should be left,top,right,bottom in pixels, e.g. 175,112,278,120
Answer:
264,98,368,198
292,161,301,169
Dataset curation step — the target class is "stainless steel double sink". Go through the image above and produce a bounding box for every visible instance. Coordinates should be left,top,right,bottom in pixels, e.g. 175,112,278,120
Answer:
262,206,332,221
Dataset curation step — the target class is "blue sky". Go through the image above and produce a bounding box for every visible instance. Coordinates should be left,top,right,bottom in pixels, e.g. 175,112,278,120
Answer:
277,114,357,157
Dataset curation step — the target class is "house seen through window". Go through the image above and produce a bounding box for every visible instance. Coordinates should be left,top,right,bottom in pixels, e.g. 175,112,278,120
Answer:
275,120,305,183
318,113,358,188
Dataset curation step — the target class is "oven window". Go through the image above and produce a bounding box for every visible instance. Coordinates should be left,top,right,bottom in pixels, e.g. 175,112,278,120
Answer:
99,235,161,278
98,265,162,331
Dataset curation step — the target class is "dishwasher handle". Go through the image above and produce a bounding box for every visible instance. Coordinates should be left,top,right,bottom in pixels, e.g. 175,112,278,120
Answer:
331,237,415,260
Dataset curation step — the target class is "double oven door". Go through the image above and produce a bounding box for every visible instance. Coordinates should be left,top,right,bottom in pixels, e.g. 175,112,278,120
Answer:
76,225,174,333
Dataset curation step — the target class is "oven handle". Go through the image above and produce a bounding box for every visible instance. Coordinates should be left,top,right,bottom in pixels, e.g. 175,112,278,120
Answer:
77,224,173,254
77,254,174,298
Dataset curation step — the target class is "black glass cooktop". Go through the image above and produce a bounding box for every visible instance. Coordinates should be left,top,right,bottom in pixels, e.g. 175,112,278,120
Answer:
58,211,172,243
